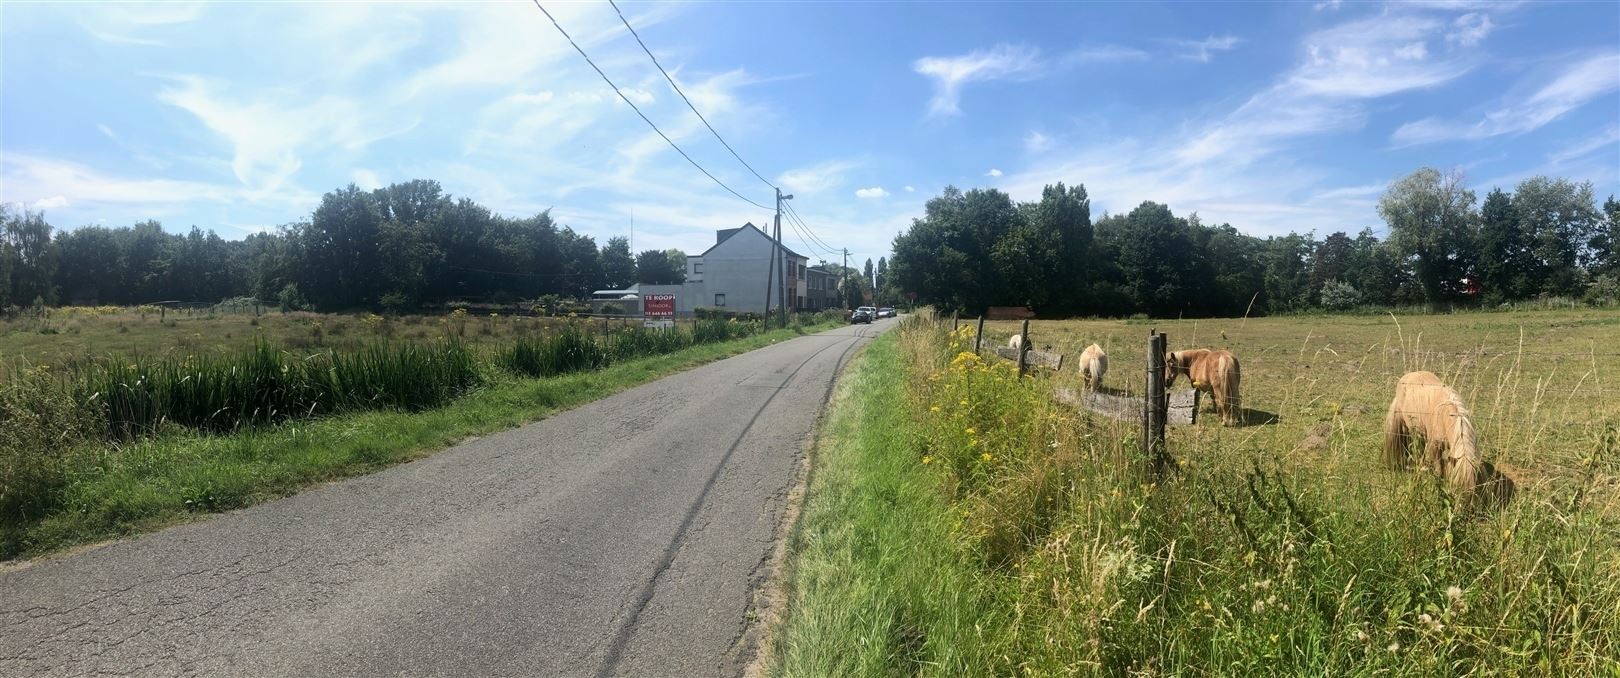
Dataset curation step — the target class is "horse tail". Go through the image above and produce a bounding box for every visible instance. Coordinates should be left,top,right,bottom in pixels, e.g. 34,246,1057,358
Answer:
1382,391,1409,470
1223,354,1241,413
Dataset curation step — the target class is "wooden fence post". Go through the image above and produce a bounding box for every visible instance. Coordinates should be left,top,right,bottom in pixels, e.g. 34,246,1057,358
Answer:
952,310,959,332
1144,331,1170,475
973,315,986,354
1016,318,1031,378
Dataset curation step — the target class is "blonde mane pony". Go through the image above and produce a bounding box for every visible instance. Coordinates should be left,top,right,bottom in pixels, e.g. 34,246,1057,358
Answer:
1164,349,1242,426
1078,343,1107,390
1008,334,1023,350
1382,371,1514,506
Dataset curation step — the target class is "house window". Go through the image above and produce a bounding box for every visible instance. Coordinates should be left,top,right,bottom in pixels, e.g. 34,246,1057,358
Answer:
714,293,726,307
692,263,702,275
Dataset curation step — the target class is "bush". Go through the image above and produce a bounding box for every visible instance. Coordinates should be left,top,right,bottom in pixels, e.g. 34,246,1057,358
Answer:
0,366,101,549
277,283,309,312
1318,279,1363,311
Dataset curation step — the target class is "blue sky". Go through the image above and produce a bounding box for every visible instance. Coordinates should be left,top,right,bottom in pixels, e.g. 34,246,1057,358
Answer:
2,1,1617,264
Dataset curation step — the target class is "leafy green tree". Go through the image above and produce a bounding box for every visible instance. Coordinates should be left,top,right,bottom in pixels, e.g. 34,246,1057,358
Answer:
1263,233,1313,312
1594,195,1620,277
1,206,58,305
1116,201,1196,316
889,186,1020,312
1378,168,1477,308
1475,188,1535,302
636,249,684,284
600,237,636,289
1309,232,1355,304
1513,176,1601,296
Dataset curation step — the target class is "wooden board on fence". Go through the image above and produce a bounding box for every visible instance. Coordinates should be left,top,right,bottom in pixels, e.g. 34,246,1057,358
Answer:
985,306,1036,320
994,347,1063,371
1052,387,1199,424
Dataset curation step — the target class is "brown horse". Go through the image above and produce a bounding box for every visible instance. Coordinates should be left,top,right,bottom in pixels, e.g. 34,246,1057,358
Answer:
1077,343,1107,390
1382,371,1514,506
1164,349,1242,426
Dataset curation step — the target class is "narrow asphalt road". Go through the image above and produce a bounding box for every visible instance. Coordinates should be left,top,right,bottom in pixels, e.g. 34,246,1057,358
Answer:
0,320,891,677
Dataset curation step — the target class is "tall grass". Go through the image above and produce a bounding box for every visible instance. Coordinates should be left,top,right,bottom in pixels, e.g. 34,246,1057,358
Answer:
3,314,827,558
83,339,482,438
774,311,1620,675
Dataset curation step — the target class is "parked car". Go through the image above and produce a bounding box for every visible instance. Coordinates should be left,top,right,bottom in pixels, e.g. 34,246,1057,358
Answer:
850,307,875,324
877,307,896,318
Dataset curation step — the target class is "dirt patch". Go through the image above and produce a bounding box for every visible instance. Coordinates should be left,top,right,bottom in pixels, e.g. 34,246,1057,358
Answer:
1298,422,1334,451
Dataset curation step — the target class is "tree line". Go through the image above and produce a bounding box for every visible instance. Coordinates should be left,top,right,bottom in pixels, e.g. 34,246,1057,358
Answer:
890,168,1620,317
0,180,692,312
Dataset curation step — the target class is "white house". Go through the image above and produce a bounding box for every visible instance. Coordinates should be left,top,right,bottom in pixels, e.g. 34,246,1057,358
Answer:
680,223,814,315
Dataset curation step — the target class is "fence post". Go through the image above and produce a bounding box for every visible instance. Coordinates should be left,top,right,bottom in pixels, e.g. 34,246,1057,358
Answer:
952,310,959,332
1016,318,1031,378
1144,330,1170,475
974,315,986,354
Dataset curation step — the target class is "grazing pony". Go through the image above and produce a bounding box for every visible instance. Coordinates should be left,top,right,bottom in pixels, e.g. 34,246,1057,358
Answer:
1382,371,1514,506
1164,349,1242,426
1008,334,1023,351
1077,343,1107,390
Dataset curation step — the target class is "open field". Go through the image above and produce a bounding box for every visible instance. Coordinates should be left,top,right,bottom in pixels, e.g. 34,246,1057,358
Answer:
0,306,660,369
978,308,1620,494
1,311,841,560
773,309,1619,675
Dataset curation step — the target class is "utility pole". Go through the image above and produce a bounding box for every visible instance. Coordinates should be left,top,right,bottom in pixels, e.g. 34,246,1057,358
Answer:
774,188,793,329
841,248,849,309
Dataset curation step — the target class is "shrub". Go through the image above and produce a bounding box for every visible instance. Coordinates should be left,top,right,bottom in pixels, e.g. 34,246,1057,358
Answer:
0,366,101,544
1318,279,1363,311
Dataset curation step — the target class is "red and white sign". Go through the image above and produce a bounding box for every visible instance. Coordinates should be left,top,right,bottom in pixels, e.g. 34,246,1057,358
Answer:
644,293,676,318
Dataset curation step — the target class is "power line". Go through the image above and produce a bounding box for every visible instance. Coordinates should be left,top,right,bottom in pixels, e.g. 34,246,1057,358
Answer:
529,1,771,211
784,201,833,252
784,201,839,254
607,0,777,191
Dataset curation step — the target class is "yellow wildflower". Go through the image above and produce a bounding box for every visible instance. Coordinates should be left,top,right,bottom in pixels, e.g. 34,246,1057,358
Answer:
964,427,976,435
930,405,941,413
980,453,992,462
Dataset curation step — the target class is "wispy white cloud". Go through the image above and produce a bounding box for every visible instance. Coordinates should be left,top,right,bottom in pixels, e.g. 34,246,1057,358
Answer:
904,185,916,192
1447,13,1493,47
1024,130,1052,153
778,160,859,194
1001,11,1493,236
157,75,419,193
1392,53,1620,145
1170,35,1242,62
985,168,1004,177
33,195,70,210
914,44,1041,118
96,124,117,140
1063,44,1150,64
1,153,310,214
854,186,889,199
1547,125,1620,166
77,1,206,46
352,169,383,190
1314,0,1342,11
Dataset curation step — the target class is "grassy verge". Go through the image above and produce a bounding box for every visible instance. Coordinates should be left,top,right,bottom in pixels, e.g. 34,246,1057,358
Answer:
770,330,1003,675
5,322,835,561
772,314,1619,675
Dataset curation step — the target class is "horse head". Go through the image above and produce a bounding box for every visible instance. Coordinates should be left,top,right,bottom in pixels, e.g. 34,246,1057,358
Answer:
1162,351,1182,387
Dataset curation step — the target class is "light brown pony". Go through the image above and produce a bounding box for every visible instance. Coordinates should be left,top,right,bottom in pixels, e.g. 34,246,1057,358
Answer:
1382,371,1514,506
1077,343,1107,390
1164,349,1242,426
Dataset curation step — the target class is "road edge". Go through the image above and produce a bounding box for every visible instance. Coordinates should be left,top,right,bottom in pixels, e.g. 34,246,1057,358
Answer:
737,324,881,678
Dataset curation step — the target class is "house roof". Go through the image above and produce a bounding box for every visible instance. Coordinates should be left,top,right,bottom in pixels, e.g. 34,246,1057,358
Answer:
698,222,805,259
